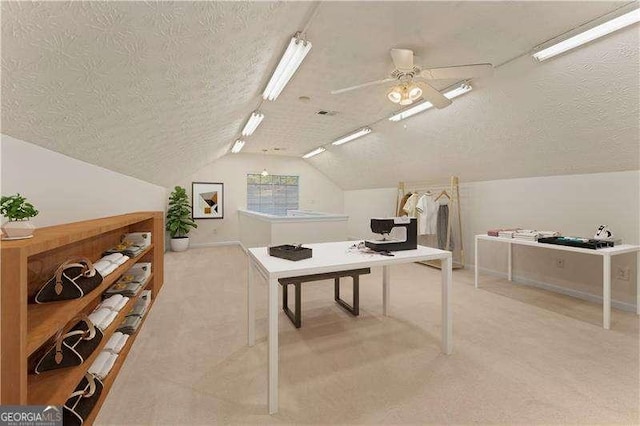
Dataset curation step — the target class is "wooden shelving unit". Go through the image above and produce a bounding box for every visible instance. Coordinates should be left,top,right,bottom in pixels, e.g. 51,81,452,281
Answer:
1,212,164,419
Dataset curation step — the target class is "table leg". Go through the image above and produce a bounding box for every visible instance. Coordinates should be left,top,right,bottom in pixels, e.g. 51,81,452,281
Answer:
508,242,512,282
474,236,479,289
268,277,279,414
441,255,453,355
247,258,255,347
382,265,390,316
603,255,611,330
636,252,640,316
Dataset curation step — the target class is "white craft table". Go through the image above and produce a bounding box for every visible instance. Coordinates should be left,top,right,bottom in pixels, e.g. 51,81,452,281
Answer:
247,241,453,414
474,234,640,329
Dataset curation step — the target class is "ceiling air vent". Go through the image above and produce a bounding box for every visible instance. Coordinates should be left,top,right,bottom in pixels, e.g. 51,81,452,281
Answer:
316,110,337,116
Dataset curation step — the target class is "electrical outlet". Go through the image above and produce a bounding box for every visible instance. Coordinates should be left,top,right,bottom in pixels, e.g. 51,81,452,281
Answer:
555,258,565,269
616,266,630,281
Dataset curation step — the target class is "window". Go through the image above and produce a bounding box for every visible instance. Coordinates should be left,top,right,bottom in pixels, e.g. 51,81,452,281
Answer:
247,174,299,216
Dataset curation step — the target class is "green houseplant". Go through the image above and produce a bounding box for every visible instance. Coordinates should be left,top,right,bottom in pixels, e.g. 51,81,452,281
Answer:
1,193,39,239
166,186,197,251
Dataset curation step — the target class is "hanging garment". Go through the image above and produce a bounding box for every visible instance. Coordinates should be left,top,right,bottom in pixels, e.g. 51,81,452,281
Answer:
402,193,419,217
416,194,438,235
436,204,454,250
398,193,411,216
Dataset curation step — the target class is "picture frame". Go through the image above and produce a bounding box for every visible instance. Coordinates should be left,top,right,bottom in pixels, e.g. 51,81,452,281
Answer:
192,182,224,219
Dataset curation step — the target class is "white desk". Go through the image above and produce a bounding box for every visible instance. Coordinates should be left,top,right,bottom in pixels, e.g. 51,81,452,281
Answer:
474,234,640,329
247,241,453,414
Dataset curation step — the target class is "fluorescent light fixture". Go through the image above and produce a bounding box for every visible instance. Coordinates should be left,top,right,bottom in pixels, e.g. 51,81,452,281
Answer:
332,127,372,146
533,9,640,61
242,111,264,136
231,140,245,153
302,147,326,159
262,34,312,101
389,83,472,122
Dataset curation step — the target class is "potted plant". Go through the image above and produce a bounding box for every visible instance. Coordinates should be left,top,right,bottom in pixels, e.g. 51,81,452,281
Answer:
166,186,197,252
1,193,39,239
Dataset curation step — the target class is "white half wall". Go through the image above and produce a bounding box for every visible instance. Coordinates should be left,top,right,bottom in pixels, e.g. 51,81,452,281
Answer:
1,134,166,227
344,171,639,308
173,153,344,246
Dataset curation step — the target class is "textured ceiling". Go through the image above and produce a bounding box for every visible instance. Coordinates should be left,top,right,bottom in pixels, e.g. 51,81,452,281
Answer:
2,1,638,189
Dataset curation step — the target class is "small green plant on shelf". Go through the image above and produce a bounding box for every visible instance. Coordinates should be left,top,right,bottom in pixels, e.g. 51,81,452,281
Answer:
0,193,39,221
166,186,197,239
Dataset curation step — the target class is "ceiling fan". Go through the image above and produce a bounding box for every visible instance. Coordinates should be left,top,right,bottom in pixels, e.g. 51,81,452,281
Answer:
331,48,493,108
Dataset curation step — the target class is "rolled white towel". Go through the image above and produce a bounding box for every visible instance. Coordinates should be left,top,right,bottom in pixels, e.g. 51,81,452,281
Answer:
113,297,129,312
93,260,112,275
100,295,124,311
98,311,119,330
98,353,118,379
113,255,130,266
102,253,124,263
88,308,111,327
101,263,119,277
88,351,111,377
114,334,129,353
104,332,123,352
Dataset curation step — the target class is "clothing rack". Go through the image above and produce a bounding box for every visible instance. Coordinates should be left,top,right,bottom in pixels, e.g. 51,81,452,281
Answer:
398,176,464,270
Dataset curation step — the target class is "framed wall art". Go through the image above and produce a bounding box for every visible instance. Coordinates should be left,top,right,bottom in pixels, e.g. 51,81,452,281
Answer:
192,182,224,219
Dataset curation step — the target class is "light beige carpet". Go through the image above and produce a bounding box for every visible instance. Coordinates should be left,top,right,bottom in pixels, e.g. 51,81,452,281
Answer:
96,246,639,425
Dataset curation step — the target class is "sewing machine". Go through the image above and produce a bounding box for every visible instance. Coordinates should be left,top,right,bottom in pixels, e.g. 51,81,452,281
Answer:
364,217,418,252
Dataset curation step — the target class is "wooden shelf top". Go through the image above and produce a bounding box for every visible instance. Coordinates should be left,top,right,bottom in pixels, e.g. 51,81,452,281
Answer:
28,275,154,405
1,212,159,256
27,245,154,355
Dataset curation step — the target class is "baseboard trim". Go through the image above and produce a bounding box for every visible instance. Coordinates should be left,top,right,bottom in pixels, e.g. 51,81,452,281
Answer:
469,264,637,313
190,241,243,248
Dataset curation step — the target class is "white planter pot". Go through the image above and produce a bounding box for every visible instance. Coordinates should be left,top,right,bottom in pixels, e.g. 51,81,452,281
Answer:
170,237,190,252
1,220,36,239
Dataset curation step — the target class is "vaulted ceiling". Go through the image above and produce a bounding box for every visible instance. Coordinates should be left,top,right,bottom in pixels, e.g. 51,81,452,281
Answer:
2,1,638,189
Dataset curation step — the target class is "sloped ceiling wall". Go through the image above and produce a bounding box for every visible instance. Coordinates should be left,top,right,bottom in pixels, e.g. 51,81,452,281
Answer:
2,1,638,189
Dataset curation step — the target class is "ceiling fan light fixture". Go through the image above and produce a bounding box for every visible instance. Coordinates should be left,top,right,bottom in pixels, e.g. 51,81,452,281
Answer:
262,34,312,101
409,86,422,100
242,111,264,136
388,82,472,122
387,88,402,104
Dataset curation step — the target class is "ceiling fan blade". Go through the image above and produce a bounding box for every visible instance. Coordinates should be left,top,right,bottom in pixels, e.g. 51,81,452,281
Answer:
331,77,396,95
390,48,414,70
420,63,493,80
417,81,452,109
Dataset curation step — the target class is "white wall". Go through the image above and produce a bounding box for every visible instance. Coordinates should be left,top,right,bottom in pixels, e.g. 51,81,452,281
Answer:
344,188,398,240
174,153,344,246
344,171,639,309
1,134,166,227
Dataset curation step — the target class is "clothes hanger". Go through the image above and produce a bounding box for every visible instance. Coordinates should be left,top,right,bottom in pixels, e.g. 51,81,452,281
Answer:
434,190,450,201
